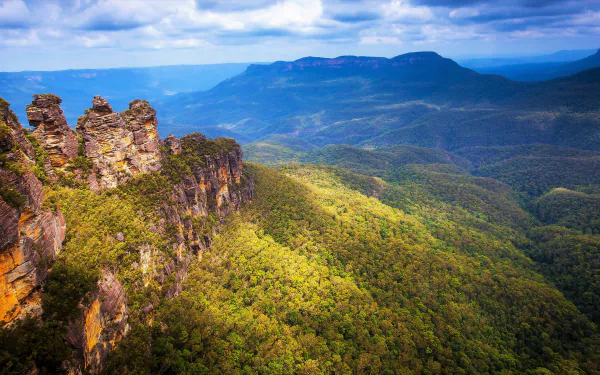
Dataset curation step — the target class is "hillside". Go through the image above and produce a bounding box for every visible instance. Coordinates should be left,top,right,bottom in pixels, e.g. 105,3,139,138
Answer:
2,95,600,373
159,52,600,151
243,142,600,331
0,95,254,373
101,163,600,374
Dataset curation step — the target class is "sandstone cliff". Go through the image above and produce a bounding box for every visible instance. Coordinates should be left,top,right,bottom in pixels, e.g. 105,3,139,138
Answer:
0,98,66,324
76,97,161,190
66,270,128,374
26,94,79,179
159,133,254,297
0,95,254,374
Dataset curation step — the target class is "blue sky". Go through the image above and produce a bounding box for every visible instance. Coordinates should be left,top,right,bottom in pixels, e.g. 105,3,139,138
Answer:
1,0,599,71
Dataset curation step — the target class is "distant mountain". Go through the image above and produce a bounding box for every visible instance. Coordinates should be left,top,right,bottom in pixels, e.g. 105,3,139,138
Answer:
469,49,600,81
159,52,600,151
0,63,252,131
459,48,598,68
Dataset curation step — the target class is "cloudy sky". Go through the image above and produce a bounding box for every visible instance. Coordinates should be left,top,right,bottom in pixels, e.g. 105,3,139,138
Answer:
1,0,599,71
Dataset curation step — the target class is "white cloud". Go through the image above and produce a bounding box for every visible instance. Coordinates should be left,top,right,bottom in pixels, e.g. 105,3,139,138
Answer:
76,34,113,48
383,0,433,22
1,0,600,71
0,29,39,46
450,7,480,19
510,30,544,38
0,0,30,28
75,0,176,30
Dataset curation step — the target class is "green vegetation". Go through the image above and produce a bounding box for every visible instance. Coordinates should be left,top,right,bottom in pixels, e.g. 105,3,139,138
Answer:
163,134,238,182
527,226,600,324
0,121,11,138
0,180,26,208
0,152,27,176
3,103,600,374
24,133,49,182
0,318,72,374
301,144,471,176
534,188,600,233
455,144,600,168
105,164,599,374
477,155,600,198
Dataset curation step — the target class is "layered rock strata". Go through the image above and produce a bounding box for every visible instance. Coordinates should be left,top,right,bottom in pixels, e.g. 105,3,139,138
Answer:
26,94,79,175
76,97,161,189
67,270,128,374
1,95,254,374
164,133,254,254
0,98,66,324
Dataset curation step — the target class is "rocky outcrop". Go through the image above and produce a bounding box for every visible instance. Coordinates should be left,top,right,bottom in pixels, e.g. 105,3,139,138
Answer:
1,95,254,374
120,99,162,170
0,98,65,324
164,133,182,155
26,94,79,174
67,270,128,374
164,133,254,255
76,97,161,190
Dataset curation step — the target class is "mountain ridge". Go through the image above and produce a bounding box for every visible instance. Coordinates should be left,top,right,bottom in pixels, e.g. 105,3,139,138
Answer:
159,51,600,150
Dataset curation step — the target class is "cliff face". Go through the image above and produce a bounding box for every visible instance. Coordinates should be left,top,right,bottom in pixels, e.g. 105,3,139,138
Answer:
26,94,79,175
1,95,254,374
0,99,66,324
159,133,254,297
67,270,128,374
76,97,161,190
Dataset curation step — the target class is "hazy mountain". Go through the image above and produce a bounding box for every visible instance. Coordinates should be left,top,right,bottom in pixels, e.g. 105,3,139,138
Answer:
159,52,600,150
0,63,252,129
469,49,600,81
459,48,598,68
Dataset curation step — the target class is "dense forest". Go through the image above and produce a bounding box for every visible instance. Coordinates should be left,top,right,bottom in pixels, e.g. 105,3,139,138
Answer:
4,136,600,373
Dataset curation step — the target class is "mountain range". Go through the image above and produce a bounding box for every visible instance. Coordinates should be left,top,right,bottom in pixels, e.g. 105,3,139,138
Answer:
2,47,600,374
472,49,600,81
158,50,600,151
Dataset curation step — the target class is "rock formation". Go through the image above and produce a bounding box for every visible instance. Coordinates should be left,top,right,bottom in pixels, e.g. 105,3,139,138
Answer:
76,97,161,190
120,99,162,170
26,94,79,173
0,98,66,324
1,95,254,374
165,133,254,254
164,133,182,155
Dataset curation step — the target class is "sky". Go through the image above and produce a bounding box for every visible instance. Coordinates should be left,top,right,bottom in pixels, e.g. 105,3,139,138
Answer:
0,0,599,71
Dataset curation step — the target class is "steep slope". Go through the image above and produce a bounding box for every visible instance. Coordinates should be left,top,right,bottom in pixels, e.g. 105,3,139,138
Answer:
247,143,600,330
0,98,65,324
104,164,600,374
534,188,600,233
160,52,600,151
0,95,254,374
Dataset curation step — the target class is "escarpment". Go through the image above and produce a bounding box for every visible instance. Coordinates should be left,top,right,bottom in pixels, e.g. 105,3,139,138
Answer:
0,98,65,324
149,132,254,298
1,95,254,374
